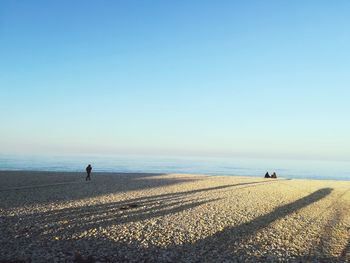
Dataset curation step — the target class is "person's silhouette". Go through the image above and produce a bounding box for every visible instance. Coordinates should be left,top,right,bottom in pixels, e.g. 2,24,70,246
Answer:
264,172,271,178
271,172,277,178
86,164,92,181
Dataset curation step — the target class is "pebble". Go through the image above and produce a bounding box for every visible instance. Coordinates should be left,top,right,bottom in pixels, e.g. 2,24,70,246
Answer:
0,171,349,262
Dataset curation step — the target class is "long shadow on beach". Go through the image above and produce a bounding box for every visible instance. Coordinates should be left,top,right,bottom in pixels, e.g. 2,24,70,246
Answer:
0,172,201,207
72,187,335,262
309,188,350,262
114,187,335,262
4,180,276,240
176,187,334,262
1,179,340,262
83,187,334,262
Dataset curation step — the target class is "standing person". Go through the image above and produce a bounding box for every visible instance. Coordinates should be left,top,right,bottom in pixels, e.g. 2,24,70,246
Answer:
86,164,92,181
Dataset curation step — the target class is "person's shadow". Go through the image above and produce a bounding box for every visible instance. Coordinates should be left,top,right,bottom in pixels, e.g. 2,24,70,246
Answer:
175,187,334,262
2,183,342,262
69,187,337,262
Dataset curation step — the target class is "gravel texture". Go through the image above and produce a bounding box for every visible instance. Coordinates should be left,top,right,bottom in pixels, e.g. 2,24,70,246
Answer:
0,171,349,263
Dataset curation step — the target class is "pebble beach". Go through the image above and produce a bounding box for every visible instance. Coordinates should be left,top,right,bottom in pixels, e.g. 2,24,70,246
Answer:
0,171,349,263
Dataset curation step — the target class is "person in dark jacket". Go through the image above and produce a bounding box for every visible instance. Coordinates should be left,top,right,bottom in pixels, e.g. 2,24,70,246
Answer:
86,164,92,181
271,172,277,178
264,172,271,178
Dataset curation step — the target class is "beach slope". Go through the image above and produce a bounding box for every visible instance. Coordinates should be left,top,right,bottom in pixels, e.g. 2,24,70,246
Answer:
0,171,349,262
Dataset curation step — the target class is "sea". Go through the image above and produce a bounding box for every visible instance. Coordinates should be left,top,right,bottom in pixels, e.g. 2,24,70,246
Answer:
0,154,349,181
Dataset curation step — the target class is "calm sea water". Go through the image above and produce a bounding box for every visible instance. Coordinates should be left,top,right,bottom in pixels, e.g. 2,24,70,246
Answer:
0,154,349,181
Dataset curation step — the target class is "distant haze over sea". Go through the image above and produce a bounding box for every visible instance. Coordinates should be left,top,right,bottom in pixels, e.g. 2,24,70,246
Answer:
0,154,348,181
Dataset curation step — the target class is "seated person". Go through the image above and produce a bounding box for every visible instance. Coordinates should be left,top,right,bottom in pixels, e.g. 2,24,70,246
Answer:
271,172,277,178
264,172,271,178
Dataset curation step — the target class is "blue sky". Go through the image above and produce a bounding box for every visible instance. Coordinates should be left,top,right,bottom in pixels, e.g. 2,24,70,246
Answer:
1,1,349,160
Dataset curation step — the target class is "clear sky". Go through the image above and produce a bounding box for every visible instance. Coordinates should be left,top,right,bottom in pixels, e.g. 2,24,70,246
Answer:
1,1,349,160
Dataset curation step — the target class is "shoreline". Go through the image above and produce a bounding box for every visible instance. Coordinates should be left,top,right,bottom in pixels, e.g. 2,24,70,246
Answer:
0,169,348,182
